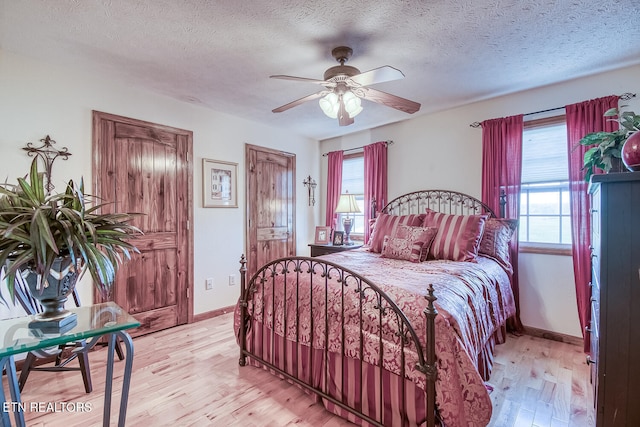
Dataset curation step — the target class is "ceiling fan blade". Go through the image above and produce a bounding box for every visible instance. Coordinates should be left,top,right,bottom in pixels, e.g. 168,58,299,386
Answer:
359,87,421,114
272,91,327,113
270,75,328,85
337,101,355,126
346,66,405,87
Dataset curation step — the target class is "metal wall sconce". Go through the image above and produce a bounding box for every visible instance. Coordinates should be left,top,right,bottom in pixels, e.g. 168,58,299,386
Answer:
303,175,317,206
22,135,72,194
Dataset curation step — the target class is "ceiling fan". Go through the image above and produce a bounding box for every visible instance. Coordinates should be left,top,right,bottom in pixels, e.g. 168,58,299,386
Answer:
270,46,421,126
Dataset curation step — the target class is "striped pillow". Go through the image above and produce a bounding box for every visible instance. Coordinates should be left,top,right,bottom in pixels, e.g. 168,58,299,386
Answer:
479,218,518,272
367,213,425,253
423,210,488,262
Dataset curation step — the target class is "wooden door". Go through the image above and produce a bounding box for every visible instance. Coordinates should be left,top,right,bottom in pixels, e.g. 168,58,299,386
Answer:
93,111,193,336
246,144,296,278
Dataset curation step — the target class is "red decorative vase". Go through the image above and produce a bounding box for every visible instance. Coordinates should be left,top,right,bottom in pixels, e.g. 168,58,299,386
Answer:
622,132,640,171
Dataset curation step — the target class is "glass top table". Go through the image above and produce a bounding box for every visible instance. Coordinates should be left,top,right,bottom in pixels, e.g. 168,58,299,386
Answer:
1,302,139,357
0,302,140,427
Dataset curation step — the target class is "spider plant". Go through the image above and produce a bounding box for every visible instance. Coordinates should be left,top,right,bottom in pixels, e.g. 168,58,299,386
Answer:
0,158,141,304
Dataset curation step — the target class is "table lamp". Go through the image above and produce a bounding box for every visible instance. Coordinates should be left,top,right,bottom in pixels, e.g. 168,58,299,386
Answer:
335,192,361,245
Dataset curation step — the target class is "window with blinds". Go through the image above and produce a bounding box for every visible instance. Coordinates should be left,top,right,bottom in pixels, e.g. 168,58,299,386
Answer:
339,154,365,237
519,116,572,245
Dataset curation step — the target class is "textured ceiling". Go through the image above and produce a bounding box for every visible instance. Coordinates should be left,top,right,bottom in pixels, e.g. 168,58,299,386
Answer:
1,0,639,140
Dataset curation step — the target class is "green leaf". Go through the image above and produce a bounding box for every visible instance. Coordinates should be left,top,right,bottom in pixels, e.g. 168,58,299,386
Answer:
28,158,46,203
32,208,59,254
17,177,38,205
604,108,619,117
583,147,598,165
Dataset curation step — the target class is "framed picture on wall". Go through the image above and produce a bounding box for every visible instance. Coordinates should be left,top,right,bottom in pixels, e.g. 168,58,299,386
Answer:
333,231,344,246
203,159,238,208
314,226,331,244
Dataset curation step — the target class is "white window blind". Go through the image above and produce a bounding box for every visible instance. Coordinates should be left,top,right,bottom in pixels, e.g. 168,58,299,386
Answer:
341,156,364,194
519,117,572,245
521,122,568,184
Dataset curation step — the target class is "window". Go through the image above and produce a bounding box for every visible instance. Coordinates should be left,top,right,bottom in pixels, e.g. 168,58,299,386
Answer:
338,153,365,239
519,116,572,249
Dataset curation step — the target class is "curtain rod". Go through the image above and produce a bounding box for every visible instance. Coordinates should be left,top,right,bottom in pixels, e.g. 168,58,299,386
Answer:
468,92,637,128
321,140,394,157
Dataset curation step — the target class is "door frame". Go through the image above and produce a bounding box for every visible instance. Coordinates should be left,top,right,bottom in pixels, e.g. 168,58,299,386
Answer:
92,110,194,324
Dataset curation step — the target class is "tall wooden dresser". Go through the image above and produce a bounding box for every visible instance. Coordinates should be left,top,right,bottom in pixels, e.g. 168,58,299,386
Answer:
588,172,640,426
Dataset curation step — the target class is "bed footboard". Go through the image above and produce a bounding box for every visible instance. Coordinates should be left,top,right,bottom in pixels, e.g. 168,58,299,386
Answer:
237,255,439,427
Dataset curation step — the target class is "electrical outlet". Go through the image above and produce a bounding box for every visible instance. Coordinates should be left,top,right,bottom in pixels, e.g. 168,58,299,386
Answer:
205,278,214,290
228,274,236,286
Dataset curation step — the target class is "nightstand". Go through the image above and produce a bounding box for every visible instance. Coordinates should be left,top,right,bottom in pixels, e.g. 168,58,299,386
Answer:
308,243,363,257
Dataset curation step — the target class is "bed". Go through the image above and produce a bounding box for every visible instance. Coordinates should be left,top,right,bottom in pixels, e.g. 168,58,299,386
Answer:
235,190,517,427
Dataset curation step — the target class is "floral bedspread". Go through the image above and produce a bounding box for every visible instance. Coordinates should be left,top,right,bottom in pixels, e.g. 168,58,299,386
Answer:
240,249,515,426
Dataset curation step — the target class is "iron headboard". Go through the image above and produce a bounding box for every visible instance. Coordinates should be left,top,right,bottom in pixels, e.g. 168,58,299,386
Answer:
373,189,504,218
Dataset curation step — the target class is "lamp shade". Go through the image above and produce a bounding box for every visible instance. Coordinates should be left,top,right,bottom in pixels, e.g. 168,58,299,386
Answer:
320,91,363,119
342,91,363,118
319,93,339,118
335,193,361,214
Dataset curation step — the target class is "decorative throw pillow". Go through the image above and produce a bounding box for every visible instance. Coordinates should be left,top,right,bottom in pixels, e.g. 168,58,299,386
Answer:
423,210,488,262
393,224,439,262
367,213,425,253
381,235,426,263
479,218,518,272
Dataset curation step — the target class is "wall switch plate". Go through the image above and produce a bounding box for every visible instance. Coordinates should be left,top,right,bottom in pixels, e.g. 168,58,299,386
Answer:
228,274,236,286
205,278,214,290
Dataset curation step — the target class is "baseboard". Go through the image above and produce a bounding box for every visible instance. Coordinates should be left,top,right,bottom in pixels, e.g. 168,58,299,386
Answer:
523,325,583,347
193,304,235,322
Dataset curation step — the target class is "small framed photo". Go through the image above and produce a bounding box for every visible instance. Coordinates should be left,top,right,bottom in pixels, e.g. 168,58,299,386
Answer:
203,159,238,208
314,226,331,244
333,231,344,246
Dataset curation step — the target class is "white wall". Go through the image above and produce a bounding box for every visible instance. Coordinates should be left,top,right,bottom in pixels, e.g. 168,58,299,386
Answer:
321,64,640,338
0,49,321,318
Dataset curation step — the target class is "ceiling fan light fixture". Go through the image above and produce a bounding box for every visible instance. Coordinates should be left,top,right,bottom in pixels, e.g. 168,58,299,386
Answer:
342,91,363,118
271,45,420,123
319,92,339,118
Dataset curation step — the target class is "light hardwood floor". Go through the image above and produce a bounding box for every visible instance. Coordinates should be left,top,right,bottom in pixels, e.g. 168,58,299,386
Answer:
7,313,595,426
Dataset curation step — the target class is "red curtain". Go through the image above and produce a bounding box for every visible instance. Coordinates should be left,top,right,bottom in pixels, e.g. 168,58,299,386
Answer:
326,150,344,228
364,142,388,244
481,114,524,332
565,95,618,353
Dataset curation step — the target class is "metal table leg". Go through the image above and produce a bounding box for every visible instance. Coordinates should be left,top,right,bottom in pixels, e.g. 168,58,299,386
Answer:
1,356,25,427
102,331,134,427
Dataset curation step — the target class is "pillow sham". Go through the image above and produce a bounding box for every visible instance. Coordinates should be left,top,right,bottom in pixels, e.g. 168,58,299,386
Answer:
381,236,425,263
393,224,439,262
479,218,518,272
381,225,438,263
367,213,425,253
423,209,488,262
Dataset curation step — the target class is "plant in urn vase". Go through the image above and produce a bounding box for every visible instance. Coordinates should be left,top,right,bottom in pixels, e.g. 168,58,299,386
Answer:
578,108,640,182
0,158,141,330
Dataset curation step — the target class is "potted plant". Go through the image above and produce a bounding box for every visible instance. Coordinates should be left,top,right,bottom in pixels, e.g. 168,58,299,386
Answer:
0,158,141,326
579,108,640,182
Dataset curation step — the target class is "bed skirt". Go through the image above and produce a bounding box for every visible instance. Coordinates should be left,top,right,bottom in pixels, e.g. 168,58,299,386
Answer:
242,318,431,427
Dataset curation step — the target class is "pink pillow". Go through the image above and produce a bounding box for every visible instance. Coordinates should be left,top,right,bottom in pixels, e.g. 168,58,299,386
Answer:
423,210,488,262
479,218,518,272
367,213,425,253
381,236,425,263
394,225,438,262
380,226,436,263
